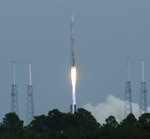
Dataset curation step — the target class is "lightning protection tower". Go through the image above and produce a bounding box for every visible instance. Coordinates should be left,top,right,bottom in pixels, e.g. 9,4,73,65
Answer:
26,63,34,125
11,61,19,116
140,59,148,114
124,58,132,117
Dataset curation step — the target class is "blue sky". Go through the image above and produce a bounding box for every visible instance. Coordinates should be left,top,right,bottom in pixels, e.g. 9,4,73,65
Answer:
0,0,150,122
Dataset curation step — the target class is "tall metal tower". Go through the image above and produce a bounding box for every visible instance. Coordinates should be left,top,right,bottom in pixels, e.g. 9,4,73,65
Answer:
140,59,148,114
26,63,34,125
124,58,132,117
11,61,19,116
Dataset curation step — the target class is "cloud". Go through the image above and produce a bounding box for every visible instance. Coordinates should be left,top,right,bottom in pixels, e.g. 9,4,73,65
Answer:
83,95,142,124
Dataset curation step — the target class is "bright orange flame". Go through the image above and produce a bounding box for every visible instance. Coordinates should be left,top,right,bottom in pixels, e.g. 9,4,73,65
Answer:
71,66,77,93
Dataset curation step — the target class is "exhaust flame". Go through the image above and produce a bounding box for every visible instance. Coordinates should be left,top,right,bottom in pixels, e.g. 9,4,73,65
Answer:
71,66,77,105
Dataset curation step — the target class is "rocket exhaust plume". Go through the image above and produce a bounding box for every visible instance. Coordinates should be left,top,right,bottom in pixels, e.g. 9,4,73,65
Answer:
71,66,77,106
70,15,77,114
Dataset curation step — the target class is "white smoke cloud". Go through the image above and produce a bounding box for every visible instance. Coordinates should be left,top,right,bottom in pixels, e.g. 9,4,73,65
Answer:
83,95,143,124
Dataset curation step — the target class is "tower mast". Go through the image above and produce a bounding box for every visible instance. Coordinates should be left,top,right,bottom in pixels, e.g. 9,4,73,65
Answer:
26,63,34,125
140,59,148,114
124,58,132,117
11,61,19,116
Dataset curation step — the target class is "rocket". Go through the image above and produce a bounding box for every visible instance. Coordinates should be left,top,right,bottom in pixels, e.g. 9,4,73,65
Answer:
70,15,76,67
70,15,77,114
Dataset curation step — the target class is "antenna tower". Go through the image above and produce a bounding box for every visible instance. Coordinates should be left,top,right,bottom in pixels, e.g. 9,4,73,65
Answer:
140,59,148,114
26,63,34,125
11,61,19,116
124,58,132,117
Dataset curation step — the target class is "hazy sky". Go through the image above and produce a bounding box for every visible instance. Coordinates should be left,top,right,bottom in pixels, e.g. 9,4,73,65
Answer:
0,0,150,122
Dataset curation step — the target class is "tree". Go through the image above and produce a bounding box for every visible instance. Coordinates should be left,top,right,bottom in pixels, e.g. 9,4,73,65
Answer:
118,113,139,139
30,114,48,133
42,130,68,139
138,113,150,132
47,109,64,130
139,113,150,125
73,108,100,134
1,112,23,132
121,113,137,126
105,116,118,128
99,116,118,139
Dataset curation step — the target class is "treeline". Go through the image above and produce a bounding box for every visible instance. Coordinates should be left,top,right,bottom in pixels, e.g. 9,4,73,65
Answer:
0,108,150,139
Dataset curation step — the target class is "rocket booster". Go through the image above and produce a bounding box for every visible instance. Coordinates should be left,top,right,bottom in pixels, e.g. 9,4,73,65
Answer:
70,15,76,66
70,15,77,114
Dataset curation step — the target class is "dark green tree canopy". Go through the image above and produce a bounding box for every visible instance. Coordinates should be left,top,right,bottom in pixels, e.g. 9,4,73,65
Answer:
0,109,150,139
105,115,118,128
121,113,137,126
1,112,23,132
139,113,150,125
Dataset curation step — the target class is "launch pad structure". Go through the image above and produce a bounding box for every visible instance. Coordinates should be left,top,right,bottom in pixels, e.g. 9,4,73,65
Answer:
140,59,148,114
11,61,19,116
124,58,132,117
26,63,34,125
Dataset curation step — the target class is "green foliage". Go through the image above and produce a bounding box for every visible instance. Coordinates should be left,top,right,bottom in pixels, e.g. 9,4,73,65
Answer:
1,112,23,132
1,110,150,139
41,130,68,139
74,108,100,131
28,108,100,139
100,116,118,139
121,113,137,126
105,115,118,128
0,113,24,139
139,113,150,125
30,114,48,132
138,113,150,132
